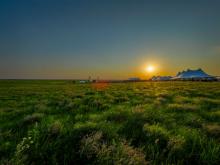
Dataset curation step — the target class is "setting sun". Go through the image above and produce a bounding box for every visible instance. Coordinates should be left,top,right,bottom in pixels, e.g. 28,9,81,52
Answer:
146,65,155,73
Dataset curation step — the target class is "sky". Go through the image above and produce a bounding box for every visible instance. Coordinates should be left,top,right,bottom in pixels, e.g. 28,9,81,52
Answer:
0,0,220,79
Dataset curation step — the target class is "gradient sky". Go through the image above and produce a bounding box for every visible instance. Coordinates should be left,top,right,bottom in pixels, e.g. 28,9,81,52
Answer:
0,0,220,79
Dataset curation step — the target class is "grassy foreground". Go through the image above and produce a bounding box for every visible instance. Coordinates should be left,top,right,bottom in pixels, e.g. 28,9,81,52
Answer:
0,80,220,165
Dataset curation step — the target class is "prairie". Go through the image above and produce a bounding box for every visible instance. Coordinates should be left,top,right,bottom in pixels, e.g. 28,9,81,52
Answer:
0,80,220,165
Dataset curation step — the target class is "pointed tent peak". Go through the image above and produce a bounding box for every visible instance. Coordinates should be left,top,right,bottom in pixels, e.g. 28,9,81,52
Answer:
197,68,205,72
177,72,181,76
181,68,205,73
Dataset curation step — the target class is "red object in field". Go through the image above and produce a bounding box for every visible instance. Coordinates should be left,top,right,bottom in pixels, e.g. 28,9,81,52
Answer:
91,82,109,90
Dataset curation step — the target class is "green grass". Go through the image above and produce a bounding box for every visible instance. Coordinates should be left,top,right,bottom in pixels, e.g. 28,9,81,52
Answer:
0,80,220,165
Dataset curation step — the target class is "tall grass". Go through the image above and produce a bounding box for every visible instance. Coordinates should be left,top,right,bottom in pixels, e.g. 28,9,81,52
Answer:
0,80,220,164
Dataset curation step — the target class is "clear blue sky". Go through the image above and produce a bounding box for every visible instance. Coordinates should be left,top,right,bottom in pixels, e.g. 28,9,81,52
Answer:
0,0,220,79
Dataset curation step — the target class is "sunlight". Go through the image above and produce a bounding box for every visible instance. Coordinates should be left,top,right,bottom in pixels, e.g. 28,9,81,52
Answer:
146,65,155,73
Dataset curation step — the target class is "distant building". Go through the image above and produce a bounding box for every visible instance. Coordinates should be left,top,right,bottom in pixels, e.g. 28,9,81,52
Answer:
172,68,217,81
75,80,91,83
150,68,217,81
79,80,87,83
128,77,141,81
151,76,172,81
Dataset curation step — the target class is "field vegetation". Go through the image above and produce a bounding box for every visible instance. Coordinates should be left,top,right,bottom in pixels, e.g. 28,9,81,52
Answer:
0,80,220,165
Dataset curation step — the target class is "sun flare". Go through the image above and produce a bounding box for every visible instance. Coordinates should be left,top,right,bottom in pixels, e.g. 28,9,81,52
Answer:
146,65,155,73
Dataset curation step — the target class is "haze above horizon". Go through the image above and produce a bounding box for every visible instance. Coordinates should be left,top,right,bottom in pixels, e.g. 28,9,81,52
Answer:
1,0,220,79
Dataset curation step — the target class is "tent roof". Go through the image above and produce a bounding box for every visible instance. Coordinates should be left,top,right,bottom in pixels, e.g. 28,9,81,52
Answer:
173,69,213,79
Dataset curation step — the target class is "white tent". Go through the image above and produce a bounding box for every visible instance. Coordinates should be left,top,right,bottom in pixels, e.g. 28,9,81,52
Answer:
172,69,216,81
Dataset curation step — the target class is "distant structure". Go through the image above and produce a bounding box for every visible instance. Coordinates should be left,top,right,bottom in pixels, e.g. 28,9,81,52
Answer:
172,68,217,81
128,77,141,81
78,80,87,83
88,76,92,82
151,76,172,81
150,68,217,81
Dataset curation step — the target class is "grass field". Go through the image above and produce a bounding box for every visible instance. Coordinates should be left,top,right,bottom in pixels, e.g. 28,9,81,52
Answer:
0,80,220,165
